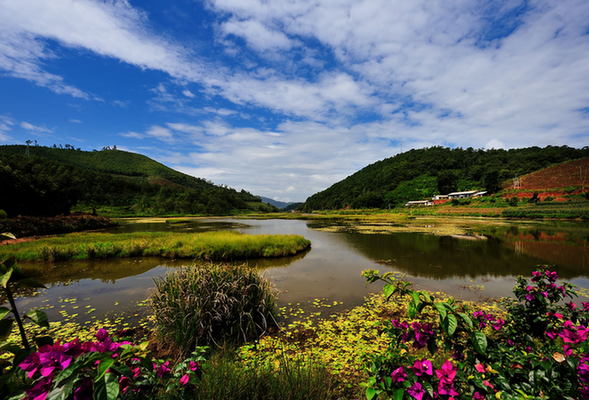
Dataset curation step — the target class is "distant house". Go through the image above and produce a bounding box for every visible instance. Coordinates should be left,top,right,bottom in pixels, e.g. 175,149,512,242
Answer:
405,200,433,207
432,194,449,200
447,190,487,199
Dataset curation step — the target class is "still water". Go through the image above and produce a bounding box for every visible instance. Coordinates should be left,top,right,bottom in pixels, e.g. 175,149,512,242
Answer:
14,218,589,322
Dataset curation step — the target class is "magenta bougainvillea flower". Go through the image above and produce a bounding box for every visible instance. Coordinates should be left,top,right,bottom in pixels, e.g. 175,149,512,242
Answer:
407,382,426,400
412,359,433,376
390,366,407,383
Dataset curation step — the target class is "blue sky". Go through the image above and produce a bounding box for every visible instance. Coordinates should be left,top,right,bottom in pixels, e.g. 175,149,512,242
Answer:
0,0,588,202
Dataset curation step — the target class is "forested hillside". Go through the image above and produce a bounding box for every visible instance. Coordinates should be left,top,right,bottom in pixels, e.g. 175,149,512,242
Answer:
303,146,589,210
0,145,272,216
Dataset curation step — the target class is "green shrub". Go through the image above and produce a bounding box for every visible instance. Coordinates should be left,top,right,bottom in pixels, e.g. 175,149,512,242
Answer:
544,196,554,202
151,264,277,356
508,197,518,206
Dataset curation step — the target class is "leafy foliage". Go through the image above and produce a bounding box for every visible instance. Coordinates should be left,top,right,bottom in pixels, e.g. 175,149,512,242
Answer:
362,267,589,399
0,145,269,217
303,146,589,210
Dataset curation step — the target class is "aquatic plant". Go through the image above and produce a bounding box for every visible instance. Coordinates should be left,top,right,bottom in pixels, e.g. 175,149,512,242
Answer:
362,266,589,399
151,263,277,355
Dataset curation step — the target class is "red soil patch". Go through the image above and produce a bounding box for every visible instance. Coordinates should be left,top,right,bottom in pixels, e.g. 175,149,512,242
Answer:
504,157,589,190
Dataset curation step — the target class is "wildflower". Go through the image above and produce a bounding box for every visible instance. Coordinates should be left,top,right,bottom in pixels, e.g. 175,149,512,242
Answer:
545,270,558,282
559,321,589,344
491,319,505,331
412,359,433,376
407,382,426,400
474,363,485,373
582,302,589,312
189,361,199,371
131,367,141,378
390,366,407,383
411,322,435,349
579,361,589,383
179,374,190,385
435,360,457,383
95,328,109,342
119,376,131,394
436,360,458,397
483,380,495,390
524,293,535,302
473,392,486,400
566,302,577,311
154,361,171,377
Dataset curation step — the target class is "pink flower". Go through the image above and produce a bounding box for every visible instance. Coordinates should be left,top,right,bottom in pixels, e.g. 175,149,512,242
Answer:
435,360,457,383
559,321,589,344
412,359,433,376
154,361,171,377
483,380,494,389
474,363,485,373
407,382,426,400
438,379,459,396
390,366,407,383
566,302,577,311
582,302,589,312
179,374,190,385
131,367,141,378
189,361,199,371
95,329,109,342
473,392,486,399
491,319,505,331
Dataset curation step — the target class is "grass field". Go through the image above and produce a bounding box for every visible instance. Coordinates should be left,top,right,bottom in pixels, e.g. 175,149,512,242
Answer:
0,231,311,262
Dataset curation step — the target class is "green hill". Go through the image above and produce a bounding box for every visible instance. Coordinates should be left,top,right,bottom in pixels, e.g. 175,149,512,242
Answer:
302,146,589,210
0,145,274,217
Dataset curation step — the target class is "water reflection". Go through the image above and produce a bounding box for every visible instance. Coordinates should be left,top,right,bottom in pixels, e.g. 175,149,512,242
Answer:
12,218,589,323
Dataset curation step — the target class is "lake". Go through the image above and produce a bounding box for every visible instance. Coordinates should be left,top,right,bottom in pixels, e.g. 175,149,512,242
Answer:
12,217,589,322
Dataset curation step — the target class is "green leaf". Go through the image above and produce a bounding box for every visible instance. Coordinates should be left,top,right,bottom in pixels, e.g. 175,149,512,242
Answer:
0,319,13,341
457,312,473,330
366,387,378,400
407,302,417,319
472,331,488,355
383,283,395,298
0,306,11,320
433,302,447,320
0,268,13,288
393,388,404,400
105,373,120,400
95,357,115,382
444,314,458,336
25,310,49,328
47,380,74,400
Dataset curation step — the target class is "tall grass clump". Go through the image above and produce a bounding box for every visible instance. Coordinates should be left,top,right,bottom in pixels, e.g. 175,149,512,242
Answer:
183,355,338,400
151,263,277,356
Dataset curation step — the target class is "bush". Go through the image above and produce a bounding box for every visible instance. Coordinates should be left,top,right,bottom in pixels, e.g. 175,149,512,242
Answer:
362,267,589,400
508,197,518,206
544,196,554,202
151,264,277,355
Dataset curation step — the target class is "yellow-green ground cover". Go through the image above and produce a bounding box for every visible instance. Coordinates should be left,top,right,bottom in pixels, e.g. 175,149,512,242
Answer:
0,231,311,262
2,290,505,398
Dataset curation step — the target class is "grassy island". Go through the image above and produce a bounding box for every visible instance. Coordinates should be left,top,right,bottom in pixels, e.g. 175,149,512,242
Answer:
0,231,311,262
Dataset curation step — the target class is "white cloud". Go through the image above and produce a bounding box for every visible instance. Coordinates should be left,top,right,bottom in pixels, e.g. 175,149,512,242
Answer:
0,0,201,98
221,18,294,51
181,89,195,98
69,119,82,124
20,121,52,134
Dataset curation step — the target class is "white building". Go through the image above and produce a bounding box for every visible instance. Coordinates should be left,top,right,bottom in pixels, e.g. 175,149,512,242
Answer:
405,200,433,207
447,190,487,199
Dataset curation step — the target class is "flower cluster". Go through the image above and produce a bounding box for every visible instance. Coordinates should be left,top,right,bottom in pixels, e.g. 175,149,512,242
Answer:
472,311,505,331
366,267,589,400
17,329,204,400
19,329,131,400
391,320,436,349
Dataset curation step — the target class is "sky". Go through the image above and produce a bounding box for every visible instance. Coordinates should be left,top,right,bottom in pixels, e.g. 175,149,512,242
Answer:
0,0,588,202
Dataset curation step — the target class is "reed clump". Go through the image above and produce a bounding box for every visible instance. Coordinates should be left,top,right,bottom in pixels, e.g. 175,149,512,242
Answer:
0,231,311,262
151,263,277,356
